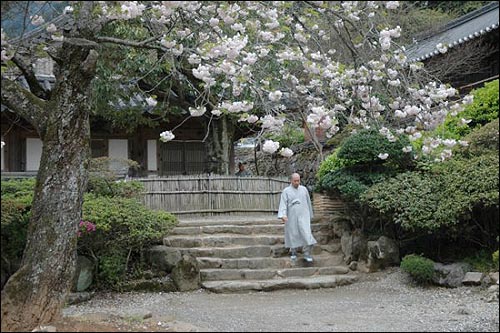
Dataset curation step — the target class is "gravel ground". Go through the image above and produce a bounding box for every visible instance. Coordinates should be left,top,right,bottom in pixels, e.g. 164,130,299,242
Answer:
62,267,499,332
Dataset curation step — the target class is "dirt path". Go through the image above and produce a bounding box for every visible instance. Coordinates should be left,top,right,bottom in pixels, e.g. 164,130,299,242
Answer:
49,268,498,332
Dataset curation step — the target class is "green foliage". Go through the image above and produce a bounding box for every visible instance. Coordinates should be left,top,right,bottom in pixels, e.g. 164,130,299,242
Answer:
87,177,145,199
439,80,499,139
362,153,499,232
318,168,392,201
0,176,177,290
316,128,414,200
463,249,499,273
455,119,499,158
401,254,435,285
1,179,35,273
80,194,178,289
493,250,499,271
316,149,351,182
336,128,414,168
1,178,36,204
264,122,305,147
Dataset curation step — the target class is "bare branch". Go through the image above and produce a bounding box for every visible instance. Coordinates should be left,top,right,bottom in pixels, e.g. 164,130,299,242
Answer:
96,36,164,51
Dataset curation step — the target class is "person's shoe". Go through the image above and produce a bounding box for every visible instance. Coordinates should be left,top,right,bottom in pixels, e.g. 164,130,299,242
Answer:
304,255,313,263
290,254,297,261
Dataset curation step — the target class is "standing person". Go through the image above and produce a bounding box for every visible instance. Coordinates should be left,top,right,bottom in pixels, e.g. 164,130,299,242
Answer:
278,173,317,262
235,162,251,177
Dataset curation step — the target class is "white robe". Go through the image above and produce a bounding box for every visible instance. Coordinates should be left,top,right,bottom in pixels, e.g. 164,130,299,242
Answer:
277,185,317,249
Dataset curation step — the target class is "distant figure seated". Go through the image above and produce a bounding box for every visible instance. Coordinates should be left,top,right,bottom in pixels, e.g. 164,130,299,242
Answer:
235,162,251,177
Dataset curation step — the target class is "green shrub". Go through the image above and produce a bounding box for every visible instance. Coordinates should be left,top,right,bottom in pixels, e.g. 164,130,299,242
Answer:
318,168,392,201
1,179,35,273
463,249,499,273
87,176,145,198
455,119,499,158
493,250,499,271
0,176,176,290
316,128,414,200
80,194,178,289
400,254,435,285
316,149,352,182
1,178,36,204
336,128,414,169
439,80,499,139
265,122,305,147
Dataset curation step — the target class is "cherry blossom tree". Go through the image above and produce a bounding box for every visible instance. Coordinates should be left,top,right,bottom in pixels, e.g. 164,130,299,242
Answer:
1,1,473,330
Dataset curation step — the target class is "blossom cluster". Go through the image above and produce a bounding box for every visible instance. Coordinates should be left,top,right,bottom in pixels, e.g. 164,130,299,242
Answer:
77,220,96,237
2,1,476,162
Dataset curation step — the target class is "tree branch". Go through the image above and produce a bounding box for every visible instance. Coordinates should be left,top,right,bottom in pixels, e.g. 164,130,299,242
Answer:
1,78,47,134
96,36,164,51
11,55,49,100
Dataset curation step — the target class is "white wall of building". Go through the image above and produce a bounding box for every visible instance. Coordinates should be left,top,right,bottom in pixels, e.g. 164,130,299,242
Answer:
147,139,157,171
108,139,128,171
26,138,43,171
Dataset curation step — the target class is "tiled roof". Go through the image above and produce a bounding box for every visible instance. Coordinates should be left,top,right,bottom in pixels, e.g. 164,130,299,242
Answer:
406,2,499,62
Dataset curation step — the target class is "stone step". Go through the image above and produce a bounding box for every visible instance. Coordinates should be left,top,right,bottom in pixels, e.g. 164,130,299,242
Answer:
196,254,345,269
177,217,282,227
170,223,331,236
172,242,341,260
164,232,333,248
178,245,275,258
201,274,359,293
201,265,350,281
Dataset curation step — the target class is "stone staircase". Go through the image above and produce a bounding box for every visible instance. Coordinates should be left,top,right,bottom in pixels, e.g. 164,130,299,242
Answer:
164,215,359,293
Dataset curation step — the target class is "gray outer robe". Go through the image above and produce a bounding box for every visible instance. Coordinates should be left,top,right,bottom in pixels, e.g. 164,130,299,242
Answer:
277,184,317,249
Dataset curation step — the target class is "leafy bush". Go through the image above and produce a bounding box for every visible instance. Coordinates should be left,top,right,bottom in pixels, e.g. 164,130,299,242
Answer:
265,122,305,147
400,254,435,285
316,128,413,200
1,176,177,290
80,194,178,289
87,176,145,199
493,250,499,271
318,167,392,201
463,249,499,273
336,128,414,169
455,118,499,158
438,80,499,139
362,152,498,232
316,149,351,182
1,179,35,274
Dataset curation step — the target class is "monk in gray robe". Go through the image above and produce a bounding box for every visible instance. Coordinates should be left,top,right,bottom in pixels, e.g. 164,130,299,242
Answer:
278,173,317,262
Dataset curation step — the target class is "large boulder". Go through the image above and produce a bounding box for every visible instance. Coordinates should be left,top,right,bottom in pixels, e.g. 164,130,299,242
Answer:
340,229,367,264
147,245,182,273
171,254,201,292
366,236,400,272
72,255,94,292
432,262,472,288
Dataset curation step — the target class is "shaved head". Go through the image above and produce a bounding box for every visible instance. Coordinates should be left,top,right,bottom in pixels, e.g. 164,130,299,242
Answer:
290,173,301,188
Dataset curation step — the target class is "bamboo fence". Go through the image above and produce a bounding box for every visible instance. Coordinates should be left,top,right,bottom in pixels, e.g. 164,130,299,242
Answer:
135,174,290,217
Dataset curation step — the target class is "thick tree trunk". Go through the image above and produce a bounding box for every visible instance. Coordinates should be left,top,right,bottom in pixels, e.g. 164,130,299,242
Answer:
206,116,235,175
1,47,96,332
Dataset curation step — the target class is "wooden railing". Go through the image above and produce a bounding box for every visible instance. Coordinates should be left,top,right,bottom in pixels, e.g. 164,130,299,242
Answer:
135,174,290,217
